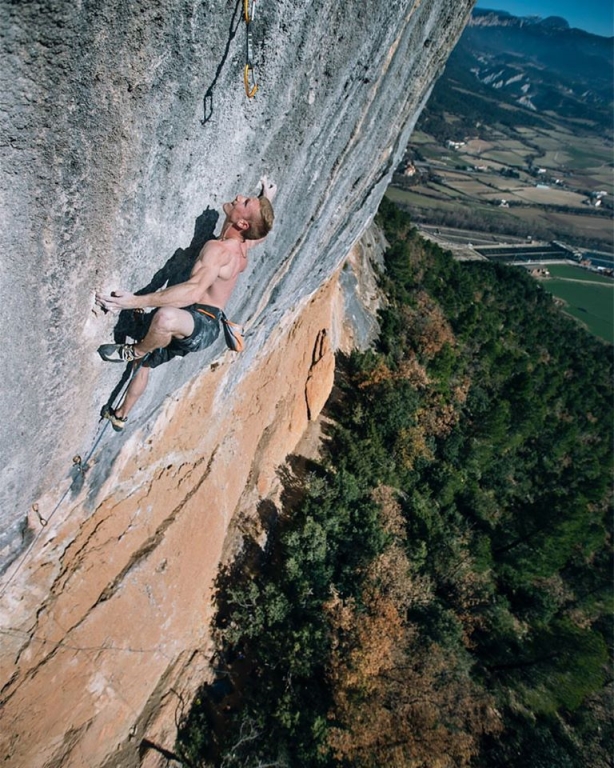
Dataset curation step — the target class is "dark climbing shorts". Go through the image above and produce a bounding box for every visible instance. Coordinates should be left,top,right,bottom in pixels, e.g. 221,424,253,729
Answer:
144,304,221,369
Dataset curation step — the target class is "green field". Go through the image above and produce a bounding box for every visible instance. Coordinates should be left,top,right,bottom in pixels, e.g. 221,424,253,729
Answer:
544,279,613,343
547,264,614,284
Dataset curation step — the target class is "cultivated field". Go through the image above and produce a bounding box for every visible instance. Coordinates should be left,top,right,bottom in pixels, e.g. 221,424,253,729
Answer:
547,264,614,284
395,116,614,252
543,279,613,344
390,118,613,343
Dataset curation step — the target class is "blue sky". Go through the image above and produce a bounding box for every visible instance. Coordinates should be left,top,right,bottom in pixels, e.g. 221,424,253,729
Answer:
475,0,614,37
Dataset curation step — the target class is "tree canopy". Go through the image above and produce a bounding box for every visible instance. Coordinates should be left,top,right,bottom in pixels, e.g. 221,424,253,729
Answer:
176,198,613,768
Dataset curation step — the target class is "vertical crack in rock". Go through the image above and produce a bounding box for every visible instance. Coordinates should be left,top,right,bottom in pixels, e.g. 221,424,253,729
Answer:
305,329,335,421
96,452,216,603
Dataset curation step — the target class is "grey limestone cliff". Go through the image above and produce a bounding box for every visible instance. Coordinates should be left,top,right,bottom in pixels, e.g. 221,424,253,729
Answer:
0,0,473,563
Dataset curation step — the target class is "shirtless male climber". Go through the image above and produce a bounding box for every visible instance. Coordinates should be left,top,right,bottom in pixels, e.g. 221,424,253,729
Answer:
94,177,276,431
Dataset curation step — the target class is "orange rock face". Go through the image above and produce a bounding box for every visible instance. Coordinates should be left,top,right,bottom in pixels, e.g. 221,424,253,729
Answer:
0,269,363,768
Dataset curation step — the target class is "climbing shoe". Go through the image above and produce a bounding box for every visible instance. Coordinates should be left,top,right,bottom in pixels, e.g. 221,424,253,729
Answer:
101,404,127,432
98,343,141,363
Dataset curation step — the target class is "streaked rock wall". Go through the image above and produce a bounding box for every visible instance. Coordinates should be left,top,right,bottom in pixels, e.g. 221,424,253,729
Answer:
0,0,472,563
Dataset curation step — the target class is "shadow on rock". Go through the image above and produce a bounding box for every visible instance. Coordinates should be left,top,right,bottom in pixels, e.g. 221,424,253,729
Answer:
81,207,220,511
111,207,220,346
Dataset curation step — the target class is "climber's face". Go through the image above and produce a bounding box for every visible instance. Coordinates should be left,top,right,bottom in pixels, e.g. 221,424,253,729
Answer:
223,195,260,228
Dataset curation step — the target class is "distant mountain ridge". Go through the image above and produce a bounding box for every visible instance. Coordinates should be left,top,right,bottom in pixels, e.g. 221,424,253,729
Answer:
470,9,572,31
424,7,613,133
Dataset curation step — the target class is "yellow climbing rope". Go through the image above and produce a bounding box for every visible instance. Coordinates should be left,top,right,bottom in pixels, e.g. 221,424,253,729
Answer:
243,0,259,98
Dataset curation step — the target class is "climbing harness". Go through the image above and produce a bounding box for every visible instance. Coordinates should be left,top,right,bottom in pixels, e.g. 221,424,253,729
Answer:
0,360,144,599
243,0,258,98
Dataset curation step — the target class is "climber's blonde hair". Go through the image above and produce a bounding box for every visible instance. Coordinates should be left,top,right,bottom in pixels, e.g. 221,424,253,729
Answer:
245,196,274,241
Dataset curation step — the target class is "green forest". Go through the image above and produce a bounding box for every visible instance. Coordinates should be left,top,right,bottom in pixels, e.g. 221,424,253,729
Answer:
176,199,613,768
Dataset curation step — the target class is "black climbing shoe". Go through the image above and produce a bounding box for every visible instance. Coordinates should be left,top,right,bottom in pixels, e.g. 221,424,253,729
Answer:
98,343,141,363
102,404,127,432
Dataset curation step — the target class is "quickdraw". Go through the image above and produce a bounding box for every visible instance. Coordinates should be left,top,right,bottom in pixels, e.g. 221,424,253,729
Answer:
0,361,144,599
243,0,258,98
31,503,47,527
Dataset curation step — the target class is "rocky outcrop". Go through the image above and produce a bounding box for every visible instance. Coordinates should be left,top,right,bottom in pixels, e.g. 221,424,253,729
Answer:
0,0,473,764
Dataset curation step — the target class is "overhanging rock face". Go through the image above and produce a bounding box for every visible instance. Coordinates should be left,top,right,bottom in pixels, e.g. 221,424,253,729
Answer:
0,0,471,564
0,2,473,764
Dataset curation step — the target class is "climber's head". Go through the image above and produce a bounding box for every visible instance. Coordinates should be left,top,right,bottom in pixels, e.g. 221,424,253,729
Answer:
223,194,274,241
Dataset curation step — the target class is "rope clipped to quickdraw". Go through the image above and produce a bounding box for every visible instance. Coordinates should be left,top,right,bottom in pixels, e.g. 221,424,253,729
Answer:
77,357,145,477
243,0,258,98
0,360,144,599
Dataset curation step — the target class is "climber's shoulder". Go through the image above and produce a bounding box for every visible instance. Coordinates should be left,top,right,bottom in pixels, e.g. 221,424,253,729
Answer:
196,238,235,265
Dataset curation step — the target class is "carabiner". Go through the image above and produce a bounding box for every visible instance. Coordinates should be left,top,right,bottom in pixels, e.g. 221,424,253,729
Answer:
243,0,256,23
244,64,258,98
